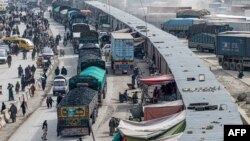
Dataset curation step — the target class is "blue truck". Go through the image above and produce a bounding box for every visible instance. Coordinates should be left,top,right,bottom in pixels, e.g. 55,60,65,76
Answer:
188,33,216,52
216,31,250,71
188,23,233,52
163,18,203,38
111,33,134,74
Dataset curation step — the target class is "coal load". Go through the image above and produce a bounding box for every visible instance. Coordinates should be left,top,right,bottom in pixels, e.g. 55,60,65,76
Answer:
187,23,233,38
58,87,98,106
177,9,211,18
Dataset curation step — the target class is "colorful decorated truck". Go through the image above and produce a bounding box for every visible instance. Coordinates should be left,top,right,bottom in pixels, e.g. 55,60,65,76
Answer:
57,87,98,136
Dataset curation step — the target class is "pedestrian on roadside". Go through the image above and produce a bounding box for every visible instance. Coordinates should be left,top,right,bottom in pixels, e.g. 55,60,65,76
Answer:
18,65,23,78
20,98,28,116
21,74,26,91
30,83,36,97
31,64,36,76
49,97,54,108
9,103,17,123
31,48,36,60
56,94,63,107
41,76,46,91
8,83,14,101
7,54,12,68
41,120,48,140
109,117,116,136
55,66,60,76
46,97,50,109
15,81,20,94
1,102,6,114
61,66,67,76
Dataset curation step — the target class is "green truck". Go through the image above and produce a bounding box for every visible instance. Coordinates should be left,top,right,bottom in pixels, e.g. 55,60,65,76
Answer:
69,66,107,105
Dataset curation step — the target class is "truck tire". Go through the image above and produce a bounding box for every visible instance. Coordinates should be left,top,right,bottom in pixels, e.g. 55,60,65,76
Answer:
222,62,230,70
236,63,243,71
230,62,236,70
196,45,201,51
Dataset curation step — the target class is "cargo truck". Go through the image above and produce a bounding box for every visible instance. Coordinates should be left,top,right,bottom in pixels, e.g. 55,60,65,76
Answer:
162,18,204,38
216,31,250,71
72,25,98,54
188,23,233,52
69,66,107,105
111,33,134,74
188,33,216,52
57,87,98,136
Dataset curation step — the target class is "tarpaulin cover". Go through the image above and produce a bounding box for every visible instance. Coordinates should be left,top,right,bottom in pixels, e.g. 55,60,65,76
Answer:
153,133,183,141
125,122,185,141
69,75,98,91
139,75,174,85
118,111,185,139
143,100,183,121
80,66,106,90
60,9,68,15
53,6,60,13
80,10,92,15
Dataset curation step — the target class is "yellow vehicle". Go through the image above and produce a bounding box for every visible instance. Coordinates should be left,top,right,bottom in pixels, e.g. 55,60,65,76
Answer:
1,37,34,51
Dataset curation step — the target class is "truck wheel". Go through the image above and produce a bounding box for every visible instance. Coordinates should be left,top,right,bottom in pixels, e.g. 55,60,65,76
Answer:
208,49,214,53
222,62,230,70
196,45,201,51
236,63,243,71
230,62,236,70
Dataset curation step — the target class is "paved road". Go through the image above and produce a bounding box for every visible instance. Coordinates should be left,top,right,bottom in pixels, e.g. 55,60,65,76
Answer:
9,10,138,140
0,22,38,103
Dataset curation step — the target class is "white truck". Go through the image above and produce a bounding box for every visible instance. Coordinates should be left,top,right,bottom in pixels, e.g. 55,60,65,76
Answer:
53,75,68,96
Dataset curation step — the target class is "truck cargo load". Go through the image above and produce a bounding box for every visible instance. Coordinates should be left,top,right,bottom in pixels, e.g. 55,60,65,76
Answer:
216,31,250,71
77,54,105,74
79,43,101,58
111,33,134,74
177,9,210,18
57,87,98,136
187,23,233,38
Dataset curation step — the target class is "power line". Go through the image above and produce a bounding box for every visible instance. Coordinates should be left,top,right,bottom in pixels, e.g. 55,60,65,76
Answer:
139,0,148,37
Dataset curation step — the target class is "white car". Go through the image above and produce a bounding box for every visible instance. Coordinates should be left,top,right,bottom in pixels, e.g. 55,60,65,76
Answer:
102,44,111,55
0,49,7,64
0,44,10,53
42,47,54,59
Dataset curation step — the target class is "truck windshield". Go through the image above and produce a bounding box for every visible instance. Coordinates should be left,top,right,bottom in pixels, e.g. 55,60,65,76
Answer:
54,81,65,86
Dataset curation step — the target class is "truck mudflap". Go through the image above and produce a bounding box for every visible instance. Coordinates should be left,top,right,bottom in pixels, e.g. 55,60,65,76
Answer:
60,127,89,136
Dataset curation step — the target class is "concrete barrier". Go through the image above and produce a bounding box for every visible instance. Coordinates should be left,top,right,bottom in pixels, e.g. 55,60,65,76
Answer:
0,114,7,128
2,109,10,123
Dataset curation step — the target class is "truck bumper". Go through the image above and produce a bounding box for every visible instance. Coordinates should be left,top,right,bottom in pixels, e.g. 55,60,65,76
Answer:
53,90,66,96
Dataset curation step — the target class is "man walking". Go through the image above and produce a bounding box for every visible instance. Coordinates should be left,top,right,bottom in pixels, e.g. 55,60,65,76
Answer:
49,97,54,108
61,66,67,76
9,103,17,123
15,81,20,94
55,66,60,76
8,83,14,101
31,65,36,76
41,120,48,140
109,117,116,136
20,98,28,116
